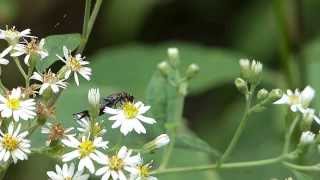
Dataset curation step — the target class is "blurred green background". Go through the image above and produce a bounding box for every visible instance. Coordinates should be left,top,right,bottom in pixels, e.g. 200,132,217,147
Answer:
2,0,320,179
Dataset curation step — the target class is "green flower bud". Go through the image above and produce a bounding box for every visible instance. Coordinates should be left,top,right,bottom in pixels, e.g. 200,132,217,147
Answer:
257,89,269,100
186,63,199,80
269,89,282,101
239,59,263,84
158,61,171,77
234,78,248,95
167,48,180,67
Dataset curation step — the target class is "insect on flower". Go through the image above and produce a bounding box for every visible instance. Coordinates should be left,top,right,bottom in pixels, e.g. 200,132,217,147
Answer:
73,91,134,121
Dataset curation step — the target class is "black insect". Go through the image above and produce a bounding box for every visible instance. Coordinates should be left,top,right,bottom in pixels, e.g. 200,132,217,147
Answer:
73,92,134,120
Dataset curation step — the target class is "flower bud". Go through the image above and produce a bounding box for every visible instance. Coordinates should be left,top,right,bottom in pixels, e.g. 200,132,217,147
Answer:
143,134,170,152
88,88,100,118
178,82,188,96
158,61,171,77
239,59,250,79
299,131,315,145
269,89,283,101
167,48,180,67
234,78,248,95
239,59,263,84
186,64,199,80
257,89,269,100
302,108,316,130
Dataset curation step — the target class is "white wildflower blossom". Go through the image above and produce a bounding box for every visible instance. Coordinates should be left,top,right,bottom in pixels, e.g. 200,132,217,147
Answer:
273,86,315,112
0,87,36,121
0,122,30,163
41,122,75,146
0,26,32,44
95,146,141,180
57,46,91,86
130,155,157,180
11,38,48,65
300,131,315,145
0,46,13,65
30,70,67,94
104,101,156,136
47,163,90,180
62,136,108,174
76,117,106,137
153,134,170,148
88,88,100,108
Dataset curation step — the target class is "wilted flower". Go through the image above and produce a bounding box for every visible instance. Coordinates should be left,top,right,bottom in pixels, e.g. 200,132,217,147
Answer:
41,122,74,146
57,46,91,86
11,38,48,65
31,70,68,94
0,26,32,44
130,156,157,180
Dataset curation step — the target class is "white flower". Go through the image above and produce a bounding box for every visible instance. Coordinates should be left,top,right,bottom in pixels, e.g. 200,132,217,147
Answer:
301,108,320,125
0,46,13,65
273,86,315,112
88,88,100,108
95,146,141,180
104,101,156,136
300,131,315,145
0,122,30,163
30,70,67,94
41,122,75,146
62,136,108,174
130,155,157,180
0,87,36,121
47,163,89,180
57,46,91,86
11,38,48,65
0,26,32,44
76,117,106,137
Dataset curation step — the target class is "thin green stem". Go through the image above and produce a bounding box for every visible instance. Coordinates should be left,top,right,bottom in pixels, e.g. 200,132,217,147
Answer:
273,0,295,88
153,156,283,175
78,0,103,53
283,114,300,154
13,58,27,81
219,85,256,164
283,162,320,172
82,0,92,38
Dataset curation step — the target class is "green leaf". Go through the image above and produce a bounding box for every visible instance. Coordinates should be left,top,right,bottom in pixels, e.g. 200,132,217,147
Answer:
90,43,243,98
176,133,221,157
36,33,81,72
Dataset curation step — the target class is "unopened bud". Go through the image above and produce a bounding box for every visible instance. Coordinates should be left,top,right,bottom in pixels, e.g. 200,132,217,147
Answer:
235,78,248,95
143,134,170,152
257,89,269,100
167,48,180,67
88,88,100,118
239,59,263,84
186,64,199,80
239,59,250,79
158,61,171,77
299,131,315,145
269,89,283,101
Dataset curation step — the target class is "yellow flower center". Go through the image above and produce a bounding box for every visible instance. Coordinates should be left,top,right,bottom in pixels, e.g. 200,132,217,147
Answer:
139,165,150,177
64,177,72,180
79,140,95,157
92,123,103,136
123,102,138,119
289,95,300,105
110,155,124,171
2,134,19,151
67,57,81,71
6,98,21,110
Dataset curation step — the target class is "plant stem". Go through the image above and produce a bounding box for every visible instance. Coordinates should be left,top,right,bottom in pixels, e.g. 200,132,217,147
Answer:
13,58,27,82
219,85,256,164
283,162,320,172
273,0,295,88
78,0,103,53
153,156,283,175
160,93,185,169
283,114,300,154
